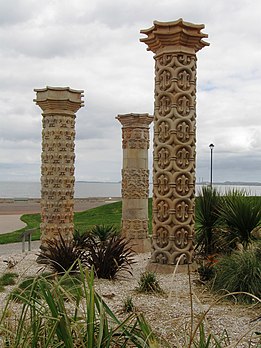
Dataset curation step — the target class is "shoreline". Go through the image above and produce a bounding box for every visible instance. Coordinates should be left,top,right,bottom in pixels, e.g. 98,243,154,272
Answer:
0,197,121,215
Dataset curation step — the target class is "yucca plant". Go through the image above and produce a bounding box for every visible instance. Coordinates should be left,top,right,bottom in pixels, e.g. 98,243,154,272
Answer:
219,190,261,249
90,224,119,241
212,247,261,303
74,225,119,248
195,186,221,255
37,233,87,274
84,234,136,279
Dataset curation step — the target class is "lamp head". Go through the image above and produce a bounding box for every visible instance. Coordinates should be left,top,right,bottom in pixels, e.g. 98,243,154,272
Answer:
209,143,214,150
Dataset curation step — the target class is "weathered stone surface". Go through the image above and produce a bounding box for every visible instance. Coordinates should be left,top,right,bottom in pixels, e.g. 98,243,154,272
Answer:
117,113,153,252
34,86,84,246
141,19,208,265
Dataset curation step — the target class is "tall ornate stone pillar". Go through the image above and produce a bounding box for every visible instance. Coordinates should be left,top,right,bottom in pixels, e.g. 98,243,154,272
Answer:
116,113,153,253
140,19,209,266
34,86,84,246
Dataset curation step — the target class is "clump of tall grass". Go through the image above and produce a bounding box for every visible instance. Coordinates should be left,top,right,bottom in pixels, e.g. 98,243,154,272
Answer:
212,247,261,303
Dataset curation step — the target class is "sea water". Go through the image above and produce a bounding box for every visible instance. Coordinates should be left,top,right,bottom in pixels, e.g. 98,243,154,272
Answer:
0,181,261,199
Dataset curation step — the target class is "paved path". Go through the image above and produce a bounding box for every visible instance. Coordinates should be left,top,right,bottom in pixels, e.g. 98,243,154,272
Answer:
0,241,41,256
0,215,26,234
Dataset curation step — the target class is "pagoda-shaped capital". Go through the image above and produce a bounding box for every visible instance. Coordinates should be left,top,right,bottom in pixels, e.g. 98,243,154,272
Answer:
34,86,84,115
140,18,209,55
116,113,153,129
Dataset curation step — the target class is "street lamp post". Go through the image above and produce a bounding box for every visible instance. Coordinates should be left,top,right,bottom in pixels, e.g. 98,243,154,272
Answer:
209,143,214,188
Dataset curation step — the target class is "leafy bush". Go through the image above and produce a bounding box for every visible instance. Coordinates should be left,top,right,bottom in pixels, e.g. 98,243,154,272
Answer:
137,271,163,294
212,248,261,303
84,234,136,279
37,234,87,274
195,186,221,255
219,191,261,249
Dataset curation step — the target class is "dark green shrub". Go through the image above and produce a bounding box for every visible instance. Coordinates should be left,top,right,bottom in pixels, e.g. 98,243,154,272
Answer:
212,248,261,303
195,186,221,255
84,234,136,279
137,271,163,293
37,234,87,274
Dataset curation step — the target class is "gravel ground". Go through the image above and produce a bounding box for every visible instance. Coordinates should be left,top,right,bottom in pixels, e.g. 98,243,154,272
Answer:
0,251,260,347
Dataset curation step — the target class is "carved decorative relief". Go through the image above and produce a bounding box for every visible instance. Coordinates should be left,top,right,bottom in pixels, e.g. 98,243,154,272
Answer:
121,219,148,239
122,128,149,149
140,19,209,265
34,87,84,245
152,52,197,263
122,169,149,199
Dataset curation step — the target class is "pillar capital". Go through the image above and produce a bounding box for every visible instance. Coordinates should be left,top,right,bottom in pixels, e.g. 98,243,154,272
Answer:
34,86,84,115
116,113,153,129
116,113,153,150
140,18,209,55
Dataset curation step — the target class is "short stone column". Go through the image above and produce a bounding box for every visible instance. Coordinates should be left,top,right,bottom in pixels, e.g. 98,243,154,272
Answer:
34,86,84,247
140,19,209,267
116,113,153,253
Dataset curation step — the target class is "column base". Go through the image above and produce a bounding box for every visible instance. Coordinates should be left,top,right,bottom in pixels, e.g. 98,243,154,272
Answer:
128,237,152,253
145,260,198,274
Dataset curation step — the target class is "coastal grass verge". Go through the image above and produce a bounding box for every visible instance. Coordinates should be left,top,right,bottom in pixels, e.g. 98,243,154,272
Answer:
0,199,153,244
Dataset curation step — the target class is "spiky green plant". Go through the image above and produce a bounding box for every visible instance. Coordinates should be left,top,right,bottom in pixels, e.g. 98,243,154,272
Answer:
219,190,261,249
122,296,135,313
90,224,119,241
195,186,221,255
137,271,163,294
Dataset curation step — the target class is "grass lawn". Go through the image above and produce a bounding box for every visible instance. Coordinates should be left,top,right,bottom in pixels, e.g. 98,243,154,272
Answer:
0,199,153,245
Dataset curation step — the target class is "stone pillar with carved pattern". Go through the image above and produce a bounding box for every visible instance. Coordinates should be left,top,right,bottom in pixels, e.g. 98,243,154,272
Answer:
140,19,209,267
116,113,153,253
34,86,84,247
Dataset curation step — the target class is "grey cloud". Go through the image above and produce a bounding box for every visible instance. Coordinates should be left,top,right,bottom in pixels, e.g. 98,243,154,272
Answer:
0,0,261,183
0,0,36,26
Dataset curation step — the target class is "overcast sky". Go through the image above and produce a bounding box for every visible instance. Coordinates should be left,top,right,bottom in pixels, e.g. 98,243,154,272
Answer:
0,0,260,183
